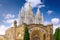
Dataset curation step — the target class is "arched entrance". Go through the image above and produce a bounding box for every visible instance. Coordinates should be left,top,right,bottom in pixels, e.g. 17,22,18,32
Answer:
29,27,46,40
30,30,41,40
33,35,40,40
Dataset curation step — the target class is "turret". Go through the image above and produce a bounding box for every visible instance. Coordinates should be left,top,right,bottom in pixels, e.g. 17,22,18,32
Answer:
36,8,40,17
35,8,41,24
35,8,44,24
14,20,17,28
18,10,21,25
18,3,44,25
25,2,34,25
20,7,25,17
18,7,25,25
14,20,17,40
41,13,44,24
26,2,34,16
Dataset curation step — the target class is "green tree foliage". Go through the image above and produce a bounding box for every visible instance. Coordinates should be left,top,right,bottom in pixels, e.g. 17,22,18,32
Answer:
54,27,60,40
24,26,30,40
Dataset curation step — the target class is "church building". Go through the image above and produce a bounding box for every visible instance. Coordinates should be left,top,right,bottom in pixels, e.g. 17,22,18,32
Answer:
0,3,53,40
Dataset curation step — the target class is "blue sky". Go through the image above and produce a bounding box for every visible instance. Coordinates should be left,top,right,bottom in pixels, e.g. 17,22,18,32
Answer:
0,0,60,35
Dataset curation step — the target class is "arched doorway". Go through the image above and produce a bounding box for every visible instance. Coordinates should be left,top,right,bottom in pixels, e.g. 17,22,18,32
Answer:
33,35,40,40
29,27,46,40
30,30,41,40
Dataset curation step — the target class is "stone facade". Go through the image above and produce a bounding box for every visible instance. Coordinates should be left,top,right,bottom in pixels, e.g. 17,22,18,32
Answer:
5,21,53,40
0,21,53,40
0,35,6,40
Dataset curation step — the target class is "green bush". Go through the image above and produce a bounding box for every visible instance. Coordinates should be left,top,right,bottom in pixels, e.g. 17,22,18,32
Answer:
54,27,60,40
24,26,30,40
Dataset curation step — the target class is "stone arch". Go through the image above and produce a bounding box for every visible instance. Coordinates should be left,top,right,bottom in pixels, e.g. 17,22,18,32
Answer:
29,27,46,34
29,27,46,40
30,30,45,40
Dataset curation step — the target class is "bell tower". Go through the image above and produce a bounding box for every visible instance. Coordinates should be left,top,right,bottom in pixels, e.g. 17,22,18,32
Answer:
35,8,41,24
35,8,44,24
26,2,34,25
18,7,25,25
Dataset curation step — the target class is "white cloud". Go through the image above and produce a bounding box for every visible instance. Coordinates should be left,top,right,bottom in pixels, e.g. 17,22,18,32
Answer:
24,0,45,11
47,10,53,14
0,13,16,35
2,13,18,29
44,21,51,25
51,18,60,25
51,18,60,33
6,19,15,23
53,24,60,33
25,0,43,7
0,18,18,35
44,19,60,33
0,25,9,35
3,14,15,19
4,18,17,24
3,18,18,27
9,18,18,27
25,0,42,4
38,5,45,8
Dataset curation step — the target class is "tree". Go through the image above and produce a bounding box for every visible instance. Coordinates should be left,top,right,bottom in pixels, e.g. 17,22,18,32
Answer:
54,27,60,40
24,26,30,40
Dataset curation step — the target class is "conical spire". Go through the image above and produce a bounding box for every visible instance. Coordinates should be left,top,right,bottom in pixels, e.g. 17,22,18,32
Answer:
21,7,24,13
36,8,40,17
25,2,34,25
35,8,40,18
28,2,32,11
41,13,44,24
18,10,20,25
35,8,41,24
18,6,25,25
27,2,33,15
20,6,25,16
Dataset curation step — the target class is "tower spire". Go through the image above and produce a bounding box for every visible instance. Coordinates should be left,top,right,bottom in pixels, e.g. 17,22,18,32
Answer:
27,2,33,15
41,13,44,24
21,7,24,13
35,8,41,24
36,8,40,17
18,6,25,25
25,2,34,25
